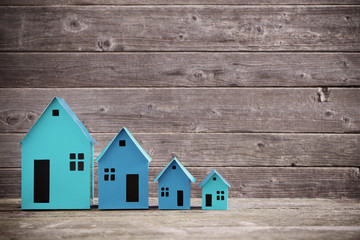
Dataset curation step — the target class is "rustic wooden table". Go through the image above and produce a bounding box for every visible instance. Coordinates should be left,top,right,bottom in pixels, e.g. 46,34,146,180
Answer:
0,198,359,240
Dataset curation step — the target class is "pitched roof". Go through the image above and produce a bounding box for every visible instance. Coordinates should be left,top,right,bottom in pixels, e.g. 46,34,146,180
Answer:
96,127,152,162
153,157,196,183
20,97,97,145
199,169,231,188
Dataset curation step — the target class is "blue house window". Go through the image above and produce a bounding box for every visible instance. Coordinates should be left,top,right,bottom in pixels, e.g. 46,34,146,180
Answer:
52,109,59,116
104,168,115,181
69,153,84,171
172,165,176,170
161,187,169,197
119,140,126,146
213,177,216,181
216,191,224,201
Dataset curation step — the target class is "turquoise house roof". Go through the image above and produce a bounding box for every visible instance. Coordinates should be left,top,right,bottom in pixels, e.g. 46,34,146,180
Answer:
154,157,196,183
20,97,97,145
96,127,152,162
199,169,231,188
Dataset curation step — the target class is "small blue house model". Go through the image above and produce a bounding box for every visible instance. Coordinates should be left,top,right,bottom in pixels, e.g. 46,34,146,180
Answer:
21,97,97,210
96,127,152,209
154,157,196,210
199,170,231,210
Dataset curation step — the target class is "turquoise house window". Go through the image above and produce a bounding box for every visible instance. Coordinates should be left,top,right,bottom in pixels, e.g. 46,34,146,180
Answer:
69,153,84,171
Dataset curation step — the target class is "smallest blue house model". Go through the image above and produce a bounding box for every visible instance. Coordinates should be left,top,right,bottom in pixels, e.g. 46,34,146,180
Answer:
199,170,231,210
154,157,196,210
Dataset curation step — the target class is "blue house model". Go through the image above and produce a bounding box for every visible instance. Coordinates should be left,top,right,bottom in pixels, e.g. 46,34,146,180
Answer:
154,157,196,210
21,97,97,210
96,127,152,209
199,170,231,210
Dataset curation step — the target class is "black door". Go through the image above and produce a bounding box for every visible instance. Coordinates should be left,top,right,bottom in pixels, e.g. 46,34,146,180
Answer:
34,160,50,203
206,194,212,207
126,174,139,202
177,190,184,206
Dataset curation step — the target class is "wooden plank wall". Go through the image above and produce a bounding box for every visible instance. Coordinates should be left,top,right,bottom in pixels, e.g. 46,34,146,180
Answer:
0,1,359,199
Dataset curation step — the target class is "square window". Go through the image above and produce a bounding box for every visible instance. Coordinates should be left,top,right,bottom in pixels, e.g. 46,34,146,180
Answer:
217,196,220,200
52,109,59,116
217,191,220,194
213,177,216,181
161,187,164,191
161,192,164,197
110,174,115,181
221,196,224,200
78,161,84,171
78,153,84,159
221,191,224,194
70,153,76,159
70,161,76,171
119,140,126,146
166,187,169,191
104,168,109,172
172,165,176,170
166,192,169,197
104,175,109,181
111,168,115,172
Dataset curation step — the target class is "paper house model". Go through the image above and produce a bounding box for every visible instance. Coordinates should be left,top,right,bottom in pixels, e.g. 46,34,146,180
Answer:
96,127,152,209
21,97,97,210
199,169,231,210
154,157,196,210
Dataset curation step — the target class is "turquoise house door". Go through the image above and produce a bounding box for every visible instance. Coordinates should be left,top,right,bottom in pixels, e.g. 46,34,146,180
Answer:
34,160,50,203
206,194,212,207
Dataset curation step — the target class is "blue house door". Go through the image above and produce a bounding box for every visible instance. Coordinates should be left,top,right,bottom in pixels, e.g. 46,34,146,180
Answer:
34,160,50,203
126,174,139,202
177,190,183,206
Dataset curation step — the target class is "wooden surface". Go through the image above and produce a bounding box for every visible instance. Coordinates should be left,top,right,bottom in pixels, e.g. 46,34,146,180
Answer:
0,1,360,200
0,198,359,240
1,53,360,87
1,6,360,51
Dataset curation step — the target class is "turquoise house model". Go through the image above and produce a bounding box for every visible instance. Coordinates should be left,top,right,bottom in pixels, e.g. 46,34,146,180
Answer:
199,170,231,210
96,127,152,209
21,97,97,210
154,157,196,210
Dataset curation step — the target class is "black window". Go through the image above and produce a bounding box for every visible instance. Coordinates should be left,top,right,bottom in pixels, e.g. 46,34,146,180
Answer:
216,190,225,201
119,140,126,146
52,109,59,116
172,165,176,170
78,161,84,171
213,177,217,181
78,153,84,159
104,168,115,181
161,187,169,197
70,153,76,159
70,161,76,171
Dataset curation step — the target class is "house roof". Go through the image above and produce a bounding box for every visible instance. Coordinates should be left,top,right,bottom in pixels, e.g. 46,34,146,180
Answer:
96,127,152,162
20,97,97,145
199,169,231,188
153,157,196,183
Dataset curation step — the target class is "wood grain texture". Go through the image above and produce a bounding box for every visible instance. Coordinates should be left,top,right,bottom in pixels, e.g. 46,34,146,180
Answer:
1,133,359,168
0,88,359,133
1,167,359,198
0,198,360,240
1,53,359,88
1,6,360,51
2,0,360,5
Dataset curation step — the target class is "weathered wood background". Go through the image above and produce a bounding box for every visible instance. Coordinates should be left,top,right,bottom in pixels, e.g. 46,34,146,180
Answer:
0,1,359,199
